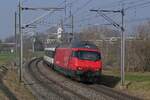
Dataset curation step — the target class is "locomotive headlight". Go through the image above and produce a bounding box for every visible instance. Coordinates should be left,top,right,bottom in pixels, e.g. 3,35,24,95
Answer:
77,66,83,70
95,68,100,71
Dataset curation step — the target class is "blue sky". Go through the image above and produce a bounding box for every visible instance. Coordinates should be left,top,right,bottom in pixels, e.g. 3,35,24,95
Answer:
0,0,17,40
0,0,150,40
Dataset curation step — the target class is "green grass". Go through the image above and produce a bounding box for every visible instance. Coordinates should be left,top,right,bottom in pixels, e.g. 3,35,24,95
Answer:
0,51,44,64
125,72,150,82
33,51,44,57
0,53,15,64
124,72,150,92
103,70,150,82
23,51,44,60
103,70,150,99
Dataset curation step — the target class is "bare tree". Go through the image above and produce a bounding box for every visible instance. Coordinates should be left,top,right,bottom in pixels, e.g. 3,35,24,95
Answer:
0,39,2,43
126,21,150,72
136,21,150,40
79,26,120,68
80,26,120,41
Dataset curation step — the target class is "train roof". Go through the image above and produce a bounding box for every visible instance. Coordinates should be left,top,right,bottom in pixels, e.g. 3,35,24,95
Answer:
58,40,98,49
44,48,55,51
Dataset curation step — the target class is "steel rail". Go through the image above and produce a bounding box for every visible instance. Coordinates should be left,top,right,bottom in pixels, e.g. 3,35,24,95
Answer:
36,59,89,100
27,58,68,100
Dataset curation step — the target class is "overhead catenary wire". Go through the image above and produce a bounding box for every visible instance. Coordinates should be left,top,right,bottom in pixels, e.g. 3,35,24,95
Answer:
26,0,146,31
95,0,141,10
23,0,150,35
73,0,94,15
125,1,150,10
63,0,94,23
23,0,68,27
75,0,150,29
76,0,150,32
23,0,81,28
125,17,150,23
64,0,150,35
121,0,148,6
95,0,125,9
72,0,128,30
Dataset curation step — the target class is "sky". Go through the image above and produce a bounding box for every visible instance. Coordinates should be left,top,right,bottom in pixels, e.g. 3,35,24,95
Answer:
0,0,150,40
0,0,17,40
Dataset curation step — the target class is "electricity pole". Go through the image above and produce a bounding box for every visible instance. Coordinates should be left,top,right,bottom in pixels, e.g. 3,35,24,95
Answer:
18,0,23,83
121,8,125,86
71,15,74,36
21,7,64,28
32,32,35,53
90,8,125,86
17,1,64,82
15,12,17,60
69,4,74,40
65,0,67,16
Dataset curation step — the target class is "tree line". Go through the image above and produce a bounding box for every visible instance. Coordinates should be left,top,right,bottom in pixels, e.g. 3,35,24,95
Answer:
79,22,150,72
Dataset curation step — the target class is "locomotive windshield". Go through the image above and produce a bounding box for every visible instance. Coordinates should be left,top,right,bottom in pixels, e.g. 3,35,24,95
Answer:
72,51,101,61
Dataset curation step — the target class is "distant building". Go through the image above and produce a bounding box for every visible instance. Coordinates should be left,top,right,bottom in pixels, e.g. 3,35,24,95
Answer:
44,33,59,48
0,43,15,53
61,32,73,43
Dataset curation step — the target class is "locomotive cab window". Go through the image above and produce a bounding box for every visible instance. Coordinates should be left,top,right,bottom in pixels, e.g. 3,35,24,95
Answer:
72,51,101,61
45,50,55,58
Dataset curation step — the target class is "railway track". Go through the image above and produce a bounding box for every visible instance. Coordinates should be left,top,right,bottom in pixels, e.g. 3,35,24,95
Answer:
25,58,63,100
28,59,66,100
88,85,142,100
0,65,8,78
36,59,90,100
24,58,142,100
42,58,143,100
25,58,89,100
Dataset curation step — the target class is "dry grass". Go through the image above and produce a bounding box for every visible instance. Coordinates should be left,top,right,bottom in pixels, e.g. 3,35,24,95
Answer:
0,90,8,100
0,52,43,100
2,70,36,100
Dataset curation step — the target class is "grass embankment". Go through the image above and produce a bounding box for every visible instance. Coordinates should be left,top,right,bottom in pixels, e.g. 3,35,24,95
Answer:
0,53,35,100
3,70,35,100
0,53,15,64
33,51,44,58
24,51,44,61
103,70,150,100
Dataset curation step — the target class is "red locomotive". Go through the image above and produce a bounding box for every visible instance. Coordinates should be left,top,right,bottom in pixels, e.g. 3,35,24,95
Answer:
44,41,102,82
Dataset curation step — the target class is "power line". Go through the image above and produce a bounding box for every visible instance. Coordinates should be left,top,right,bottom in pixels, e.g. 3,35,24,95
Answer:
79,0,147,23
90,8,125,86
73,0,129,28
23,0,79,29
125,1,150,10
75,15,98,23
95,0,148,11
23,0,66,27
63,0,80,17
95,0,130,10
21,7,64,11
77,0,150,26
63,0,93,22
73,0,94,15
126,17,150,23
122,0,147,6
95,0,123,9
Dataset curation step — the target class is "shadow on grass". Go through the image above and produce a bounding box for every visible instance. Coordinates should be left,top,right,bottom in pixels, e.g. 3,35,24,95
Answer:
96,74,120,88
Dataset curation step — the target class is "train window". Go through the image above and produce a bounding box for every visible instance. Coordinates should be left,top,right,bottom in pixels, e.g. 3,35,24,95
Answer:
45,50,55,58
72,51,78,58
45,51,48,55
72,51,101,61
